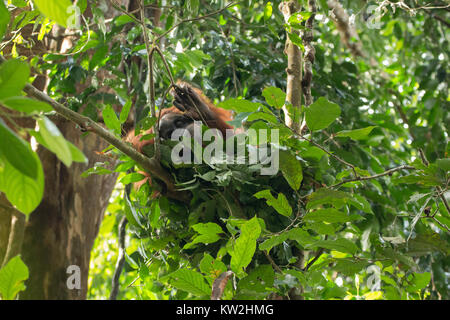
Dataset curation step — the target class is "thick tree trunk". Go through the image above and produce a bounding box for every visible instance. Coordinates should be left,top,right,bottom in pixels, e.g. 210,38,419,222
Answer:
19,120,118,299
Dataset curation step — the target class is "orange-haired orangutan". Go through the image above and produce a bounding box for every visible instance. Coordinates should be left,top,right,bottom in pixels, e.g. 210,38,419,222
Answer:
132,82,233,152
129,82,234,196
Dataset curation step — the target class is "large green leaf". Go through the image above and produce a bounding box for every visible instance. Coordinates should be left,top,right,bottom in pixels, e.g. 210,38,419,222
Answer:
336,126,377,140
0,255,29,300
334,259,369,277
236,264,274,299
436,158,450,172
33,0,73,28
304,208,364,223
279,150,303,190
37,116,72,167
29,130,87,164
230,216,261,275
119,100,132,124
1,96,53,114
262,87,285,109
0,151,44,216
0,0,10,41
218,99,261,113
0,119,38,179
102,105,121,134
254,189,292,217
305,97,341,131
259,227,316,252
167,269,211,297
0,59,30,100
184,223,224,249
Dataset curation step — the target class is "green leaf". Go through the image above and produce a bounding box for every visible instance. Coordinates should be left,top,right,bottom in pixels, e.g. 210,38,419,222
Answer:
264,2,273,21
380,247,417,269
186,0,199,16
404,233,450,256
306,222,336,235
184,223,223,249
279,150,303,191
336,126,377,140
306,188,372,213
406,272,431,292
304,208,363,223
288,12,313,27
393,173,441,187
307,238,359,255
305,97,341,131
285,228,317,246
37,116,72,167
199,253,227,281
0,59,30,100
436,158,450,172
259,233,289,252
254,190,292,217
0,119,38,179
167,269,211,297
260,227,316,252
334,259,369,277
102,105,121,134
0,255,29,300
67,141,87,163
230,216,261,275
0,151,44,215
288,32,304,50
262,87,286,109
0,0,10,41
246,112,278,124
29,130,86,164
119,172,146,185
119,100,132,124
1,96,53,113
218,99,261,113
237,265,274,299
33,0,73,28
114,14,135,27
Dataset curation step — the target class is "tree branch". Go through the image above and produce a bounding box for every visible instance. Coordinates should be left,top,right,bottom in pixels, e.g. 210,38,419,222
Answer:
329,165,416,189
327,0,365,59
0,56,190,202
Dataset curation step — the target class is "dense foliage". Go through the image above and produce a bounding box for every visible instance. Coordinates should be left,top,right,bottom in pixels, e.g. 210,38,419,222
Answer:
0,0,448,300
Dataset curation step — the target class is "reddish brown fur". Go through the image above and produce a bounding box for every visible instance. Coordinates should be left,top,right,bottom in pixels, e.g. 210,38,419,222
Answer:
128,84,233,152
127,83,234,193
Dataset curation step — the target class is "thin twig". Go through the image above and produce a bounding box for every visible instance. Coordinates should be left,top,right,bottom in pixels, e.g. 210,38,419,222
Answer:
139,0,160,159
109,216,128,300
264,251,283,273
330,165,416,189
429,216,450,233
108,0,143,25
155,2,240,42
154,46,175,87
303,248,324,271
